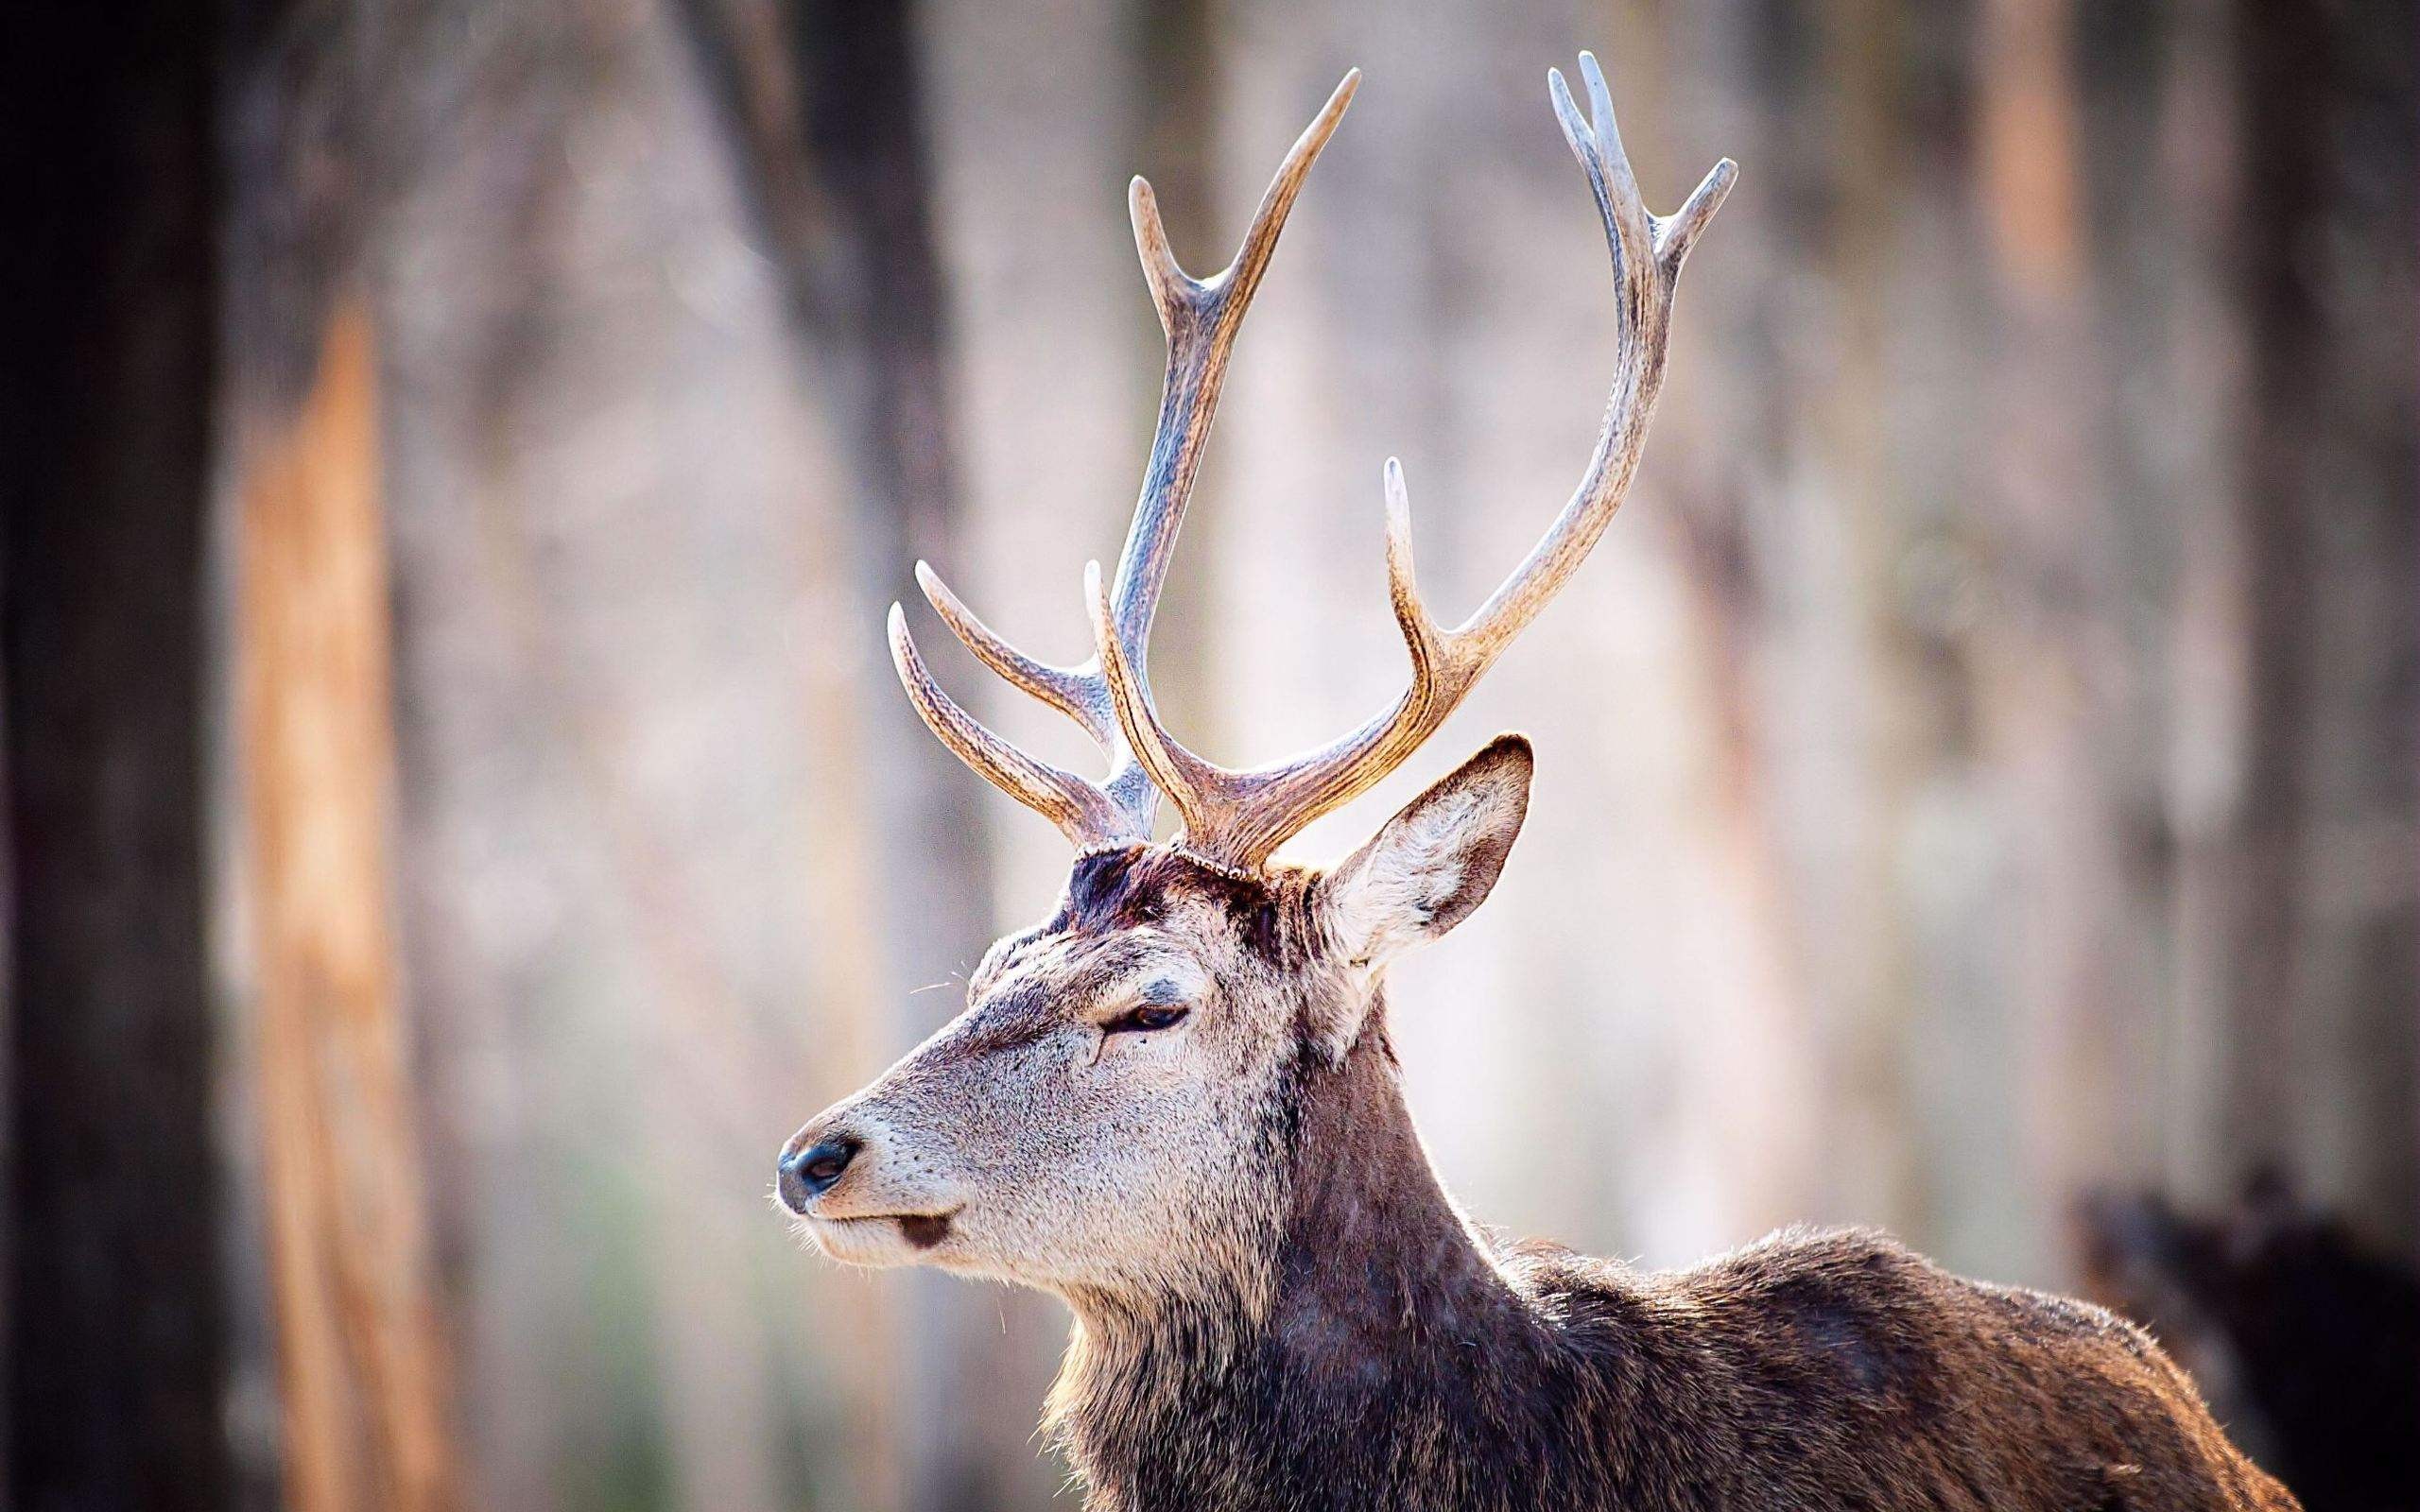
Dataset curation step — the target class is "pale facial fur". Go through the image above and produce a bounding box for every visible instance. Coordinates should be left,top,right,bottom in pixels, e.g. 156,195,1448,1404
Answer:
776,736,1532,1305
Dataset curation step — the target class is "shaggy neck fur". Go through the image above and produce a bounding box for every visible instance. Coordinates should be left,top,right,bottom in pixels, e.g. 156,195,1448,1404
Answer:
1047,1005,1629,1510
1039,998,2295,1512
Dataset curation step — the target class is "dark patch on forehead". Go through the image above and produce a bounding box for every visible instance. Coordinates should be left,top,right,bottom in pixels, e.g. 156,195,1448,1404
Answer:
1065,847,1147,919
1063,846,1298,962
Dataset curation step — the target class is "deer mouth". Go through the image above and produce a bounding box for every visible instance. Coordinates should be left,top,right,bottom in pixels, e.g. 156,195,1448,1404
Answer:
805,1207,960,1263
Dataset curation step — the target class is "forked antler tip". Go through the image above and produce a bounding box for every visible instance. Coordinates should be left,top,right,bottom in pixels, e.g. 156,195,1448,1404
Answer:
1549,53,1631,154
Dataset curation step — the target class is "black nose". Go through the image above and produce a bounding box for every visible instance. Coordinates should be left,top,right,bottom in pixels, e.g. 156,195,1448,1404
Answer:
777,1136,859,1213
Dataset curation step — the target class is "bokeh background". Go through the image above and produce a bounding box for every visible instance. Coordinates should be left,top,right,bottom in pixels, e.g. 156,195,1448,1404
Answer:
7,0,2415,1509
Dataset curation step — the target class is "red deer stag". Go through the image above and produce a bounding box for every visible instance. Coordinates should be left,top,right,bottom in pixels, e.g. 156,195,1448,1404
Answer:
778,54,2298,1512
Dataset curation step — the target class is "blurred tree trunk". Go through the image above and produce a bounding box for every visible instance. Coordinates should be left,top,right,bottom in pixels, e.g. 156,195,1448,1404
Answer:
1653,0,1831,1247
233,301,458,1512
223,4,461,1506
1815,0,1927,1242
1972,0,2154,1279
0,3,233,1504
2209,0,2418,1251
675,2,1028,1506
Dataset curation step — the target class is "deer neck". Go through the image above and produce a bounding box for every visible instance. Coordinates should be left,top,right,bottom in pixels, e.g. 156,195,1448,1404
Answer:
1051,1006,1543,1506
1269,1011,1517,1345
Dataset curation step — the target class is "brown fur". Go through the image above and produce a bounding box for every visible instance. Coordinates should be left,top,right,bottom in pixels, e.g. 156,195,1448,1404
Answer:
781,742,2296,1509
2079,1181,2419,1511
1050,1017,2299,1511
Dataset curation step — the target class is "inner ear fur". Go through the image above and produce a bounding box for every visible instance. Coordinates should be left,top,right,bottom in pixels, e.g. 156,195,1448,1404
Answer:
1321,733,1535,971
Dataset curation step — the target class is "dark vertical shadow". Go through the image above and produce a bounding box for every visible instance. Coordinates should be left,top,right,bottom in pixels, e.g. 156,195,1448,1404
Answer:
0,2,231,1505
2227,0,2420,1247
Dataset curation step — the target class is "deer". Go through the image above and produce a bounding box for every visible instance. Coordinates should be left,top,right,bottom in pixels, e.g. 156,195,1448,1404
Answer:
776,54,2299,1512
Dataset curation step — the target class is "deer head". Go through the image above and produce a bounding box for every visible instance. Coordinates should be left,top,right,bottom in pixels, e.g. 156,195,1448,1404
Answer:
778,55,1730,1308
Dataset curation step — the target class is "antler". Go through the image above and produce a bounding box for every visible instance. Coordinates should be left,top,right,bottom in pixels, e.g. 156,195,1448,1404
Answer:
1086,52,1735,869
891,55,1730,872
889,70,1362,851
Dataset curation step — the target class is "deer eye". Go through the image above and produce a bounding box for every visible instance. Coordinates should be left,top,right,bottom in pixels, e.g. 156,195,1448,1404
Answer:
1103,1003,1189,1035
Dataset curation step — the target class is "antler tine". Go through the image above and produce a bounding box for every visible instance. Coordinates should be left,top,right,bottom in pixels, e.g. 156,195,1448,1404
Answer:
913,561,1115,747
890,72,1361,849
888,605,1136,849
1084,52,1735,870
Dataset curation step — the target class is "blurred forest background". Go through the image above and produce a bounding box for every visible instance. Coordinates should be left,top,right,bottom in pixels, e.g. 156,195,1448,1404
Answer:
5,0,2415,1508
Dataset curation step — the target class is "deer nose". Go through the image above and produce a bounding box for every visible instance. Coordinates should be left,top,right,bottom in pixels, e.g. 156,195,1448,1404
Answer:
777,1136,859,1213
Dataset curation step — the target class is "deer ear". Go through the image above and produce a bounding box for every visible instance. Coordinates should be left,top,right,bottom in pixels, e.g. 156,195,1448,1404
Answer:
1320,733,1533,971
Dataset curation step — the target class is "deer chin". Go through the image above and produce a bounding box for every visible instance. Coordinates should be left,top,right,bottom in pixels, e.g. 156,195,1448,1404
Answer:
801,1209,960,1267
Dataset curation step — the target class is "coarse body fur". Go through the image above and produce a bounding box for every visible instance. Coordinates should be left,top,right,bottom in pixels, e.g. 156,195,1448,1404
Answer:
787,826,2294,1511
1052,1008,2295,1512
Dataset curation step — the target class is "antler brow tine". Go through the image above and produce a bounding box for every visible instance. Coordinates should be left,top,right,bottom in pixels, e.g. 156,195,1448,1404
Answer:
888,603,1129,847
